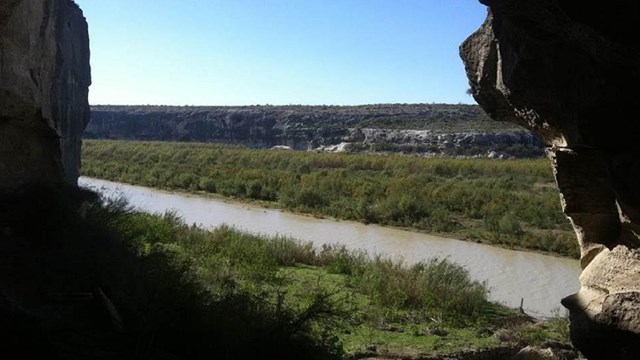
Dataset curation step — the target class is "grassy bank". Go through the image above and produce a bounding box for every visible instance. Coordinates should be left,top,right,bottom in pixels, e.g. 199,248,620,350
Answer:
0,186,573,358
82,139,577,258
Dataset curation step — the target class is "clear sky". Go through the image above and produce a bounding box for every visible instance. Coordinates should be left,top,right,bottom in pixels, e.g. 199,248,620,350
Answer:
74,0,486,106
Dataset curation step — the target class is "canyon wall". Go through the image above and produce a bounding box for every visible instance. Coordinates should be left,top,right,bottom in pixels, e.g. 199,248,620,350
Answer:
0,0,91,187
460,1,640,358
85,104,543,157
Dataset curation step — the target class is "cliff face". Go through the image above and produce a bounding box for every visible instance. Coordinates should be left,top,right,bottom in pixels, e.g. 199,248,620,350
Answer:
460,1,640,358
85,104,544,157
0,0,91,187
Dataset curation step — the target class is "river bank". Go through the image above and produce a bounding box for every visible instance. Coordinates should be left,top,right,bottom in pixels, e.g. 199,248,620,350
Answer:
82,139,579,258
80,177,581,318
1,180,581,359
76,179,578,358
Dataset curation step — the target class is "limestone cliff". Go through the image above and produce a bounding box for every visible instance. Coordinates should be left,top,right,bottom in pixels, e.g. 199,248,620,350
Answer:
460,1,640,358
85,104,543,157
0,0,91,187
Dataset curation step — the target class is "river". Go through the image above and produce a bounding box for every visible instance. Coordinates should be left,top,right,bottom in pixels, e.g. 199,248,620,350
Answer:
79,177,581,318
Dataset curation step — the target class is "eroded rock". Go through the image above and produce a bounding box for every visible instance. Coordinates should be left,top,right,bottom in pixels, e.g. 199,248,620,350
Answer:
460,1,640,358
85,104,544,157
0,0,91,187
513,346,555,360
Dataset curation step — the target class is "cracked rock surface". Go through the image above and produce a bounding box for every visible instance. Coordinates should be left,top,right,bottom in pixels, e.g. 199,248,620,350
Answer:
0,0,90,187
460,1,640,358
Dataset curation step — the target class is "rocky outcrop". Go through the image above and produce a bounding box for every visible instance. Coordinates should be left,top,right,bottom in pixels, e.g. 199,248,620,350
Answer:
85,104,543,157
460,0,640,358
342,127,541,157
0,0,91,187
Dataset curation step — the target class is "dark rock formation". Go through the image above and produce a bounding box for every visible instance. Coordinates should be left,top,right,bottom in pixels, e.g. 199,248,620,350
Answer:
460,1,640,358
0,0,91,187
85,104,544,157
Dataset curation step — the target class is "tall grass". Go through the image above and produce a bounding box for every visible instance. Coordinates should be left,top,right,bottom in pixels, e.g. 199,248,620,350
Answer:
111,210,493,328
205,226,490,323
82,139,578,258
0,185,344,359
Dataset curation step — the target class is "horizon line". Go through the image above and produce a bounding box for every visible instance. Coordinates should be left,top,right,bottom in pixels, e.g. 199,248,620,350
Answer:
89,101,479,107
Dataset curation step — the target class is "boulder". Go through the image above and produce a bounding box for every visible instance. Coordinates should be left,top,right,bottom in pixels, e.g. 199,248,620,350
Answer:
513,346,555,360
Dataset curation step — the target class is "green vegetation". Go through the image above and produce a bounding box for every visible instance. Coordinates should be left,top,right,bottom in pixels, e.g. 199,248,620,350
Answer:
0,185,340,359
83,139,578,258
0,186,573,358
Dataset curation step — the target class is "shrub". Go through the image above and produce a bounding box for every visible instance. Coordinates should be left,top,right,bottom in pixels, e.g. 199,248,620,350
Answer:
198,177,217,193
296,188,328,209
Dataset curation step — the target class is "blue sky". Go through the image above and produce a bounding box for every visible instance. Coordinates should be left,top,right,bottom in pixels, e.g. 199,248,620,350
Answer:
75,0,486,106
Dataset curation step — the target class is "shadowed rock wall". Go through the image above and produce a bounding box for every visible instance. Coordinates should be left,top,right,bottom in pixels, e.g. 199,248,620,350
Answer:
0,0,91,187
460,1,640,358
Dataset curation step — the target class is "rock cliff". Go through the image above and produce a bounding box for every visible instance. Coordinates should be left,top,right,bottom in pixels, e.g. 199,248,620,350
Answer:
0,0,91,187
85,104,544,157
460,1,640,358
